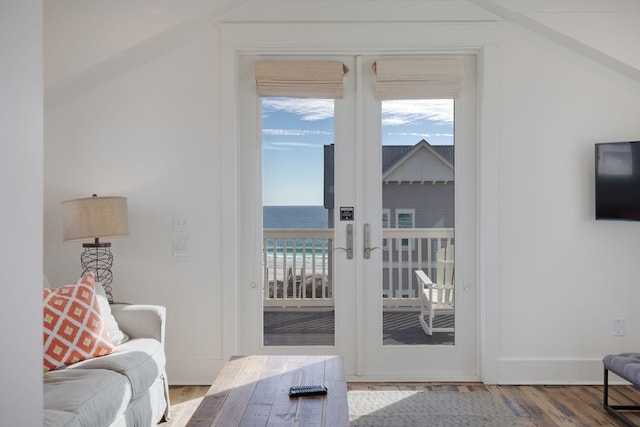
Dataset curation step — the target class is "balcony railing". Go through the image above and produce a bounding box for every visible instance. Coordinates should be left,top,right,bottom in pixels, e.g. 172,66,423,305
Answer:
263,228,454,308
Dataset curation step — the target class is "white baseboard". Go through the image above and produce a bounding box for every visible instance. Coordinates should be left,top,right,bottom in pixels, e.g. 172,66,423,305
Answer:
166,358,226,385
165,357,631,386
496,358,627,385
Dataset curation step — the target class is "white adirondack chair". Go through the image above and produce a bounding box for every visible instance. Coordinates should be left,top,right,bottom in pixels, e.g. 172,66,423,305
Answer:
416,244,454,335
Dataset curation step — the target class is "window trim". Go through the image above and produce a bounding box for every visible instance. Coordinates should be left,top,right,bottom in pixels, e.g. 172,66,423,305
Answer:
396,208,415,250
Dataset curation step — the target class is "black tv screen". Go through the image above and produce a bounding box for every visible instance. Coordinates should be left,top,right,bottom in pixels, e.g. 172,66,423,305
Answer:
595,141,640,221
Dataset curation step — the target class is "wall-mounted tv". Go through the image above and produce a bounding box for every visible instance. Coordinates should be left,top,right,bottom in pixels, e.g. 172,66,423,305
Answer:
595,141,640,221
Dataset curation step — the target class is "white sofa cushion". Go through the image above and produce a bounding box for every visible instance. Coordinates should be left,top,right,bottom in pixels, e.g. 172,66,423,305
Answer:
43,369,131,427
67,338,165,399
43,409,82,427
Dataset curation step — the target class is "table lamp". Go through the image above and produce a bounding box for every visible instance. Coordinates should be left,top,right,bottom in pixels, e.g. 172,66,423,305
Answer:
62,194,129,302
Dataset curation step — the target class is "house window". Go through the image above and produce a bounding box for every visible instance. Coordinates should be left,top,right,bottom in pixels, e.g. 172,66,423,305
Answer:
396,208,414,249
382,209,390,249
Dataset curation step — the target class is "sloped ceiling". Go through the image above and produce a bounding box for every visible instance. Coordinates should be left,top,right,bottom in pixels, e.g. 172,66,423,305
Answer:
44,0,640,105
469,0,640,80
44,0,247,91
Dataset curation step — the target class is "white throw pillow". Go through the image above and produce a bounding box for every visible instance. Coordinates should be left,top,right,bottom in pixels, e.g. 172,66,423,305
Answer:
94,282,130,346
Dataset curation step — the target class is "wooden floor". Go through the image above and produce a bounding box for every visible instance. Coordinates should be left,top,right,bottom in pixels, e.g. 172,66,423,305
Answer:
162,382,640,426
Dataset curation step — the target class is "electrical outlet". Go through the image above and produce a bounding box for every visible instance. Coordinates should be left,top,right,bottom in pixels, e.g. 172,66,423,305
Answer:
613,319,625,336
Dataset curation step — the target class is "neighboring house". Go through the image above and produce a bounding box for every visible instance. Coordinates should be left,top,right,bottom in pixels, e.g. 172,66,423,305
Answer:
324,139,454,229
325,140,455,297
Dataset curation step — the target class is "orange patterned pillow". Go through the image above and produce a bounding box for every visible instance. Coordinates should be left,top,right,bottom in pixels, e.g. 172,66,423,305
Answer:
43,273,118,371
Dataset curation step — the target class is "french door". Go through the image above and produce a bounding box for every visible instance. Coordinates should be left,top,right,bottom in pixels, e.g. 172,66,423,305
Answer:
237,54,478,381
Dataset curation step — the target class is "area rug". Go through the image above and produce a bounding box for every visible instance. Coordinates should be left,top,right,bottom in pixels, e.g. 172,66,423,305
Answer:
348,389,525,426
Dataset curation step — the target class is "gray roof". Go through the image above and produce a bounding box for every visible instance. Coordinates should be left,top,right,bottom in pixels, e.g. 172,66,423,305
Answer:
382,140,454,173
324,140,454,209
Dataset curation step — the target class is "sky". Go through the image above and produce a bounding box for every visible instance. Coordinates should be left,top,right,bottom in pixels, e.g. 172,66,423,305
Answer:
262,98,454,206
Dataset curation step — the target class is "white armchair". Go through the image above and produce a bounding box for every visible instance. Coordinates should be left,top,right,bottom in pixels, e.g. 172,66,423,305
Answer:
415,244,454,336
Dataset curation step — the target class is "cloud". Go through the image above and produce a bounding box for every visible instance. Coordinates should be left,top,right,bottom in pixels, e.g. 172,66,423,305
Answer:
262,98,334,121
394,132,454,138
262,98,453,132
263,128,333,136
263,141,323,150
382,99,454,127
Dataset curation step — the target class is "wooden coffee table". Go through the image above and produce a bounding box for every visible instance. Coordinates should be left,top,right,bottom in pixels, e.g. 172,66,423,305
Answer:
187,355,348,426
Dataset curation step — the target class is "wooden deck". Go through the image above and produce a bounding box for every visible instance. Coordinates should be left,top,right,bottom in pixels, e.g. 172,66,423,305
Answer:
264,309,454,346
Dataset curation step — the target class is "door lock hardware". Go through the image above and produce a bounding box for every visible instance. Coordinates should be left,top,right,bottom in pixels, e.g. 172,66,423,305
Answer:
364,223,371,259
346,223,353,259
334,223,354,260
363,223,381,259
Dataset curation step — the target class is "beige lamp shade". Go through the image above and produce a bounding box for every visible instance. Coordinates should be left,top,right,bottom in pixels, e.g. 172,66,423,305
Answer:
62,195,129,242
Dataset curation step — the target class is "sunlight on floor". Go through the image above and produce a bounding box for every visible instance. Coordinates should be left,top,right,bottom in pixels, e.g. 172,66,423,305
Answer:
162,386,209,427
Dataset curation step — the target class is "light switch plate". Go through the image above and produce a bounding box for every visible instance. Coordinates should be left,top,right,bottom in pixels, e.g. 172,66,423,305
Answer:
173,214,191,232
613,318,625,336
173,238,191,256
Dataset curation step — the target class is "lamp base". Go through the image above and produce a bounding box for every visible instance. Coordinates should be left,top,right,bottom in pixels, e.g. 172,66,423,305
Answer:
81,242,114,302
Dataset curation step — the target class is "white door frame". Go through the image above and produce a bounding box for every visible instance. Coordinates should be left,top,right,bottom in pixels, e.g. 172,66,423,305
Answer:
219,22,501,383
233,54,360,367
355,54,480,381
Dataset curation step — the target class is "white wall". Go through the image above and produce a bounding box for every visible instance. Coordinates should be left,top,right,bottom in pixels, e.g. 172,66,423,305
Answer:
494,21,640,383
44,22,224,383
43,1,640,384
0,0,44,423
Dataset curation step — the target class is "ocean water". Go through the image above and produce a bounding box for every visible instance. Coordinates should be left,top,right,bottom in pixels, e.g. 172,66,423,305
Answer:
263,205,328,229
263,206,330,273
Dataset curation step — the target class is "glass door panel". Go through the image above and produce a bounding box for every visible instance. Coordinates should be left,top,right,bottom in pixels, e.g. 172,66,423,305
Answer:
380,99,455,346
261,97,335,347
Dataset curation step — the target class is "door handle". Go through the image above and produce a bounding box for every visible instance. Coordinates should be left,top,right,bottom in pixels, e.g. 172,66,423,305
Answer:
363,223,381,259
335,223,354,260
363,223,371,259
345,223,354,260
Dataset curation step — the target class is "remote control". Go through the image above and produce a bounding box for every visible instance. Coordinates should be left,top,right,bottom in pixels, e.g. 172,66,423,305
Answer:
289,385,328,398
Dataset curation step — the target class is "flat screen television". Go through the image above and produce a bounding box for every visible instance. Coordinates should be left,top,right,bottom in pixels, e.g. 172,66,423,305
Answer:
595,141,640,221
